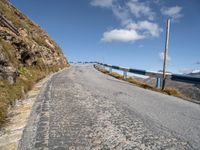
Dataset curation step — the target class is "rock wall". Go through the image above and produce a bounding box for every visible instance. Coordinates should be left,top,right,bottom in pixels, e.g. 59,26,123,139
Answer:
0,0,68,84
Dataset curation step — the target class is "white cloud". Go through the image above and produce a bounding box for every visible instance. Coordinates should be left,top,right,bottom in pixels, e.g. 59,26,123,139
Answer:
127,21,163,37
161,6,183,20
90,0,114,8
90,0,156,24
179,69,200,74
126,0,155,20
112,5,131,25
159,52,171,62
179,68,194,74
90,0,177,43
102,29,144,42
102,21,162,43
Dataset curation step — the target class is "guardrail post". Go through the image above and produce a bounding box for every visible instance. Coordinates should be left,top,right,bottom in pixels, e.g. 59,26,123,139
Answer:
100,65,104,69
156,78,161,88
95,62,200,85
109,67,112,73
123,71,127,79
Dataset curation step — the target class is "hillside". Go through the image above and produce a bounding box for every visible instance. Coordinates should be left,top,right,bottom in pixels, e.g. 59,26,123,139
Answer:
0,0,68,125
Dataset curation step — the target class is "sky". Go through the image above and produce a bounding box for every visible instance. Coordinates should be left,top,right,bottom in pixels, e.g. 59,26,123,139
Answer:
10,0,200,73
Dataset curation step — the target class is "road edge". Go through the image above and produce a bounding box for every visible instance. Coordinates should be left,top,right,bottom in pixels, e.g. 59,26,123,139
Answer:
0,67,69,150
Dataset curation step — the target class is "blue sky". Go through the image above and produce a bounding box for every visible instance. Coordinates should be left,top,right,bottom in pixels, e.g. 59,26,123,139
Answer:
11,0,200,73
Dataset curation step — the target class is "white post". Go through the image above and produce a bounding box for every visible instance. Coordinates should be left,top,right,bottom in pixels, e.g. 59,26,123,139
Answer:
162,19,170,90
123,71,127,79
109,67,112,73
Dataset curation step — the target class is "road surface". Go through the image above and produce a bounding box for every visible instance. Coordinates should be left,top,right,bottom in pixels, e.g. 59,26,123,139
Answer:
19,65,200,150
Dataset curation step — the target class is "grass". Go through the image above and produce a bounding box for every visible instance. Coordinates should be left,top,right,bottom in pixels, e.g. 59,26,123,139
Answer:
94,65,183,98
0,1,55,48
0,39,18,67
32,33,47,47
109,72,124,80
0,1,69,126
0,67,41,125
0,1,30,29
163,88,183,97
0,64,67,126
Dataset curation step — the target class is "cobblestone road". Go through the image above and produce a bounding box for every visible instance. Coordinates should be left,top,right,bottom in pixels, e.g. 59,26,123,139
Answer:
19,65,200,150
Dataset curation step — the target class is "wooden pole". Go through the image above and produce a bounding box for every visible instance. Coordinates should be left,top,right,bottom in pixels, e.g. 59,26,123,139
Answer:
162,19,170,90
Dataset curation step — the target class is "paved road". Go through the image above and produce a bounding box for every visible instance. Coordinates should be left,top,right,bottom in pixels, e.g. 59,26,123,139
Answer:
19,65,200,150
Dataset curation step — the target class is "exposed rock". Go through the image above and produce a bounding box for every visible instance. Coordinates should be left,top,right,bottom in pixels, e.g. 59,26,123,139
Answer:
0,46,8,66
18,28,28,37
45,39,55,49
0,65,17,84
0,45,17,84
0,0,68,84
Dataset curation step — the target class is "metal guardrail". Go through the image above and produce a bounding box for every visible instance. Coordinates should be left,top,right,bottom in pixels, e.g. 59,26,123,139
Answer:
171,74,200,84
0,13,19,35
95,62,200,87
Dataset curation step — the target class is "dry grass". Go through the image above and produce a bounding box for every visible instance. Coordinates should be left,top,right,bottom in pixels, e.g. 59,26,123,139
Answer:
94,65,183,98
0,1,31,29
0,64,67,126
0,39,18,67
0,1,69,126
109,72,124,80
163,88,183,97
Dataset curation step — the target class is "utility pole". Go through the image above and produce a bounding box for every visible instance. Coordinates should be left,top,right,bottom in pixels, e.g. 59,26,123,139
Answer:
162,19,170,90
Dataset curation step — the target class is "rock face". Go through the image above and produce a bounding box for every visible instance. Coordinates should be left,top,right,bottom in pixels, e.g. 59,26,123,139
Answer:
0,37,18,84
0,0,68,84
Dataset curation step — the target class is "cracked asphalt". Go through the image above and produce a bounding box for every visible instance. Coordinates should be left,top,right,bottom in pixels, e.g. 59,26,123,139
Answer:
18,65,200,150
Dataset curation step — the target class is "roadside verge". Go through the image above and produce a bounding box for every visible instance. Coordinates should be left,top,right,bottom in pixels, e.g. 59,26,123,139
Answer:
93,65,197,102
0,68,68,150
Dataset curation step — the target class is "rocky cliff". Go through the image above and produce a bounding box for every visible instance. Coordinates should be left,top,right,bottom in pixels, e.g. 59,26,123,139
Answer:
0,0,68,124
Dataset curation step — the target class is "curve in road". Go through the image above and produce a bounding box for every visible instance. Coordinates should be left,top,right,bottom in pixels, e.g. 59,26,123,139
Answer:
19,65,200,150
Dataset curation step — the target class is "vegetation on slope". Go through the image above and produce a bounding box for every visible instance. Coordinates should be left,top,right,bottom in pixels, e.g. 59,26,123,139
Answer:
0,0,68,126
94,65,183,99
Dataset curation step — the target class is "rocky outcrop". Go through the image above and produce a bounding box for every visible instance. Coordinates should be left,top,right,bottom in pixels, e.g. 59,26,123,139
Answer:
0,0,68,84
0,0,69,125
0,42,17,84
